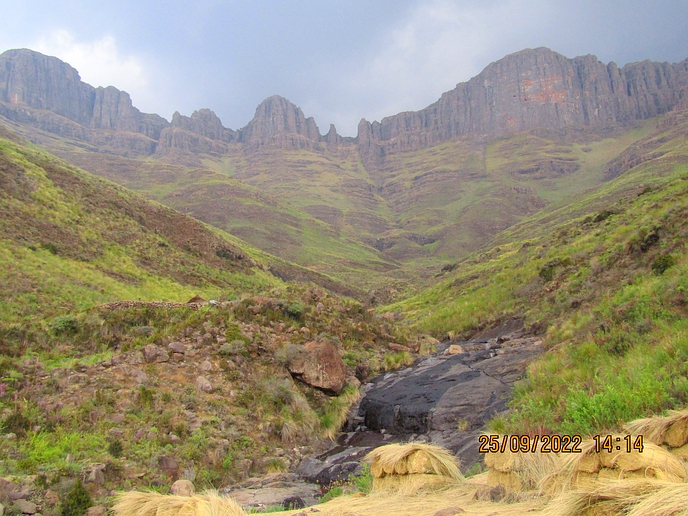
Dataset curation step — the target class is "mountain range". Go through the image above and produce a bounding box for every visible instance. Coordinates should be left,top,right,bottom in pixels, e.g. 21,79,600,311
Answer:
1,46,687,295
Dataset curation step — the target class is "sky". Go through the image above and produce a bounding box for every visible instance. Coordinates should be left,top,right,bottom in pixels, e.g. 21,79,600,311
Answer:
2,1,688,136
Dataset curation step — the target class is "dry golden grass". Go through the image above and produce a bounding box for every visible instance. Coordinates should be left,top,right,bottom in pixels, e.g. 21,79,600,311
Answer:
546,479,688,516
541,436,686,496
371,473,457,495
625,409,688,447
365,443,464,482
279,485,548,516
112,490,246,516
483,437,562,492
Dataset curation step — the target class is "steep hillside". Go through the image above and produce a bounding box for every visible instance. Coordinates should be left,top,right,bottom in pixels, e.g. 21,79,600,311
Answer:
0,123,365,335
0,126,425,502
391,103,688,436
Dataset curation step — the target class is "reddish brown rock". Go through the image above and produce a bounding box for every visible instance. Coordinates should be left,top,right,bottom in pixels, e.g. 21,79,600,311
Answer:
85,506,107,516
142,344,169,363
170,479,195,496
433,508,465,516
195,376,213,393
287,340,347,395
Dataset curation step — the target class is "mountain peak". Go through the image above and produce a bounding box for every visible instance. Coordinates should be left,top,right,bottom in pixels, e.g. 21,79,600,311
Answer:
238,95,321,149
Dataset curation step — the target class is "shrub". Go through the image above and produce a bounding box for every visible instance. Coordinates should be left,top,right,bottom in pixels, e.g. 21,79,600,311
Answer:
137,386,155,408
50,315,78,336
60,479,92,516
221,451,234,470
108,439,123,458
284,302,304,320
219,340,247,356
1,411,32,436
351,463,373,493
265,458,286,474
652,254,675,275
383,351,414,370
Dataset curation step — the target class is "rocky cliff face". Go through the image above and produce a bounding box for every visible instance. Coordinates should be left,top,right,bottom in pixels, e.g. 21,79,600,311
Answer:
91,86,168,139
2,47,688,160
0,49,169,144
358,47,688,153
0,49,95,125
157,109,235,154
237,95,322,150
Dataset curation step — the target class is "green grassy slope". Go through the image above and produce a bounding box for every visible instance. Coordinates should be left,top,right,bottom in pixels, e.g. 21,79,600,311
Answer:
390,107,688,436
0,124,374,334
0,125,423,496
4,106,663,296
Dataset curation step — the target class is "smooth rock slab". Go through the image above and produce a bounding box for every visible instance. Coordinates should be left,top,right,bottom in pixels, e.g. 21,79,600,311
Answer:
358,336,542,469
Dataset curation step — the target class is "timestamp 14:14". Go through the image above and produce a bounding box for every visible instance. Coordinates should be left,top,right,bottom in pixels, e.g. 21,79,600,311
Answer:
593,434,644,453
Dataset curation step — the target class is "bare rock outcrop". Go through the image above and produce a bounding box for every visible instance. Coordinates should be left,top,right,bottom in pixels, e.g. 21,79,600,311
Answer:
157,109,235,155
358,47,688,154
237,95,321,150
357,332,543,469
0,48,95,124
91,86,167,139
287,339,347,395
0,49,169,147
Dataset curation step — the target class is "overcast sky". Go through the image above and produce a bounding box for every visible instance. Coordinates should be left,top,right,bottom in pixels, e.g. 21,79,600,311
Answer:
2,1,687,136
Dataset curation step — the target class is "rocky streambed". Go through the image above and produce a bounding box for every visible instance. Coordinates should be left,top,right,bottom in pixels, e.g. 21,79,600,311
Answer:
355,326,543,469
223,322,543,511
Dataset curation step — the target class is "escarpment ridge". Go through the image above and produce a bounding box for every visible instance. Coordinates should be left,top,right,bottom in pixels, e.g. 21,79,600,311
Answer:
2,47,687,156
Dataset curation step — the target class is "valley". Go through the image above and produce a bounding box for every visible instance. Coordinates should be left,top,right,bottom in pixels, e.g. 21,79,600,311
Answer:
1,44,688,515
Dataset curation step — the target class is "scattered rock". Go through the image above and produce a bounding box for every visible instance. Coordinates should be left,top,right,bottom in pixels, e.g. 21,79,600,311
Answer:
433,508,466,516
86,463,106,485
388,343,410,352
287,340,347,395
43,491,59,506
296,447,367,485
156,456,180,478
13,500,37,515
182,468,197,482
170,479,195,496
347,376,361,389
134,326,155,336
282,496,305,509
168,342,187,354
195,376,213,393
199,359,213,373
142,344,169,363
127,354,145,365
84,506,107,516
221,475,320,511
443,344,464,355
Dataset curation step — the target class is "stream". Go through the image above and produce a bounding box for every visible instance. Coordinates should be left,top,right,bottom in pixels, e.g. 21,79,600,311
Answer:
224,320,543,510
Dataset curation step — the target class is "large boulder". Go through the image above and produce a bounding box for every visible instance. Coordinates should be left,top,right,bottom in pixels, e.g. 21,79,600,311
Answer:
287,340,347,395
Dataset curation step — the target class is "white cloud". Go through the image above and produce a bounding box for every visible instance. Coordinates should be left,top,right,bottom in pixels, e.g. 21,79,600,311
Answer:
33,29,148,98
331,0,554,133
